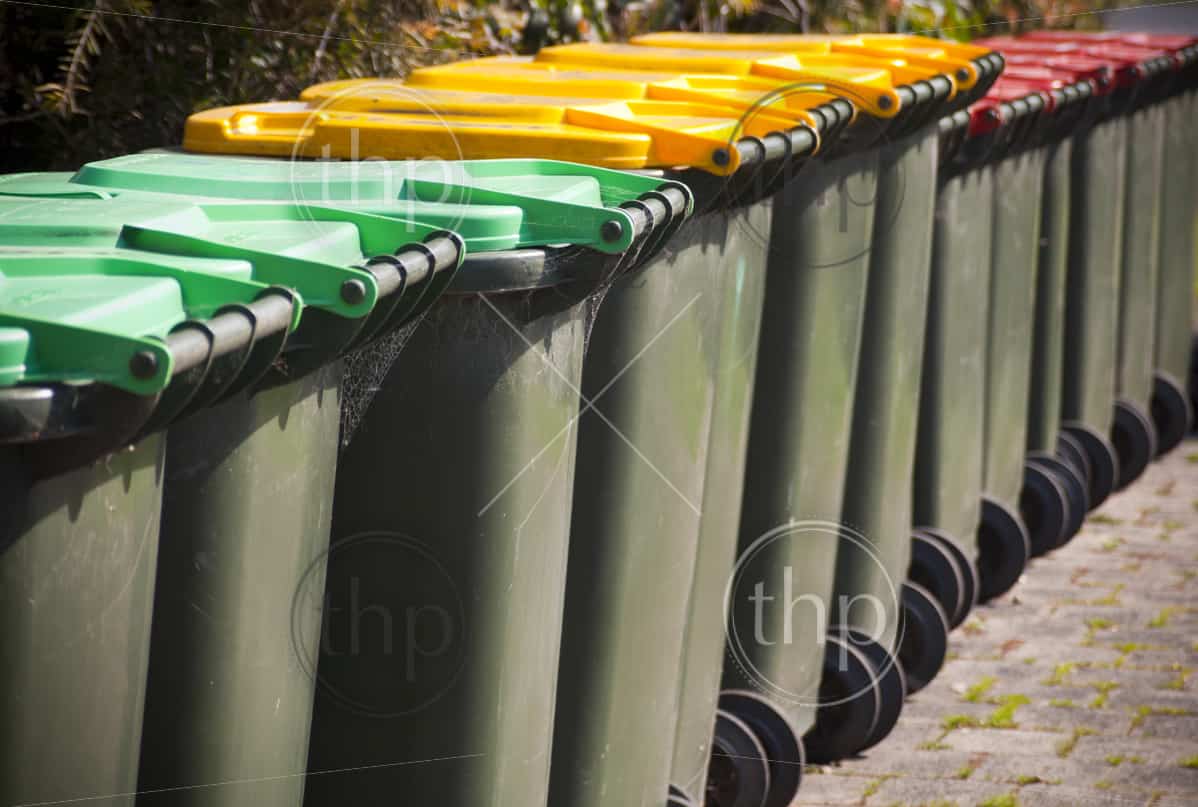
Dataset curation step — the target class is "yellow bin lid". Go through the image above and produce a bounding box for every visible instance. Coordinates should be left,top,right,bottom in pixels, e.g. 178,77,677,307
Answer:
400,56,883,127
630,32,980,90
185,94,802,175
533,43,905,116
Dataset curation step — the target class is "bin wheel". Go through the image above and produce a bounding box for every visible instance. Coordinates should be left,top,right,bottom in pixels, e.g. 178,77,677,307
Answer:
1151,372,1192,457
1027,454,1087,549
668,784,698,807
718,690,804,807
897,581,949,694
1019,460,1071,558
976,496,1030,603
913,527,978,629
833,626,906,753
803,635,881,763
1056,430,1092,489
705,710,771,807
1060,423,1119,511
909,530,966,630
1111,399,1157,491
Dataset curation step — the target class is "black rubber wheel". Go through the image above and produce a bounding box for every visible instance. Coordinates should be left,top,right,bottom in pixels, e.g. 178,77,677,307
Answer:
976,496,1031,603
668,784,698,807
835,626,906,752
1055,430,1092,490
914,527,978,629
718,691,804,807
1019,460,1071,557
705,710,770,807
897,581,950,694
908,530,966,630
1027,453,1087,549
803,635,881,763
1061,422,1119,511
1111,399,1157,491
1151,372,1192,457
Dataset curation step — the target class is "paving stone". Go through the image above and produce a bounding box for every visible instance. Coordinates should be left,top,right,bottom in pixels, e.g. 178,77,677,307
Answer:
787,442,1198,806
861,775,1025,807
934,727,1064,756
792,768,873,805
1130,713,1198,740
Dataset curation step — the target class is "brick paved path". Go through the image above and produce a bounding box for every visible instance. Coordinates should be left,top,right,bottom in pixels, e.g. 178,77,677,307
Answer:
797,440,1198,807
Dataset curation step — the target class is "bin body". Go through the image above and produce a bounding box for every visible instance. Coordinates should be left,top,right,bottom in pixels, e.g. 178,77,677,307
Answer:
724,149,877,736
836,127,939,647
983,147,1046,506
1115,104,1166,413
0,436,165,807
304,283,589,807
914,165,994,557
1062,117,1127,434
550,213,728,807
1156,90,1198,386
670,199,772,797
1026,138,1073,454
137,363,342,806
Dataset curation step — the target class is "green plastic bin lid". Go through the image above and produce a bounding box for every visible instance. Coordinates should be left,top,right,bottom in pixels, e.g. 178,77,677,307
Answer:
0,151,688,255
0,193,472,395
0,195,446,318
0,245,288,395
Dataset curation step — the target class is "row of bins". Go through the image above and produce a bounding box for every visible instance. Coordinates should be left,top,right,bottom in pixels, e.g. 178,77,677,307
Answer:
1,29,1194,807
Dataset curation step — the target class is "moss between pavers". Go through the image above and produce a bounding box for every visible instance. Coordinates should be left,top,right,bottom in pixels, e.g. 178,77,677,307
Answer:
1055,726,1097,758
1088,681,1119,709
963,676,998,703
1129,704,1193,731
977,793,1020,807
1043,663,1076,686
1161,666,1191,691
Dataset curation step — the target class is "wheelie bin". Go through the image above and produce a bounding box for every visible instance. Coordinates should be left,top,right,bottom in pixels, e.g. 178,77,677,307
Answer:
1020,31,1198,457
0,154,680,807
599,33,1001,771
0,190,464,807
987,65,1099,557
186,83,822,807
